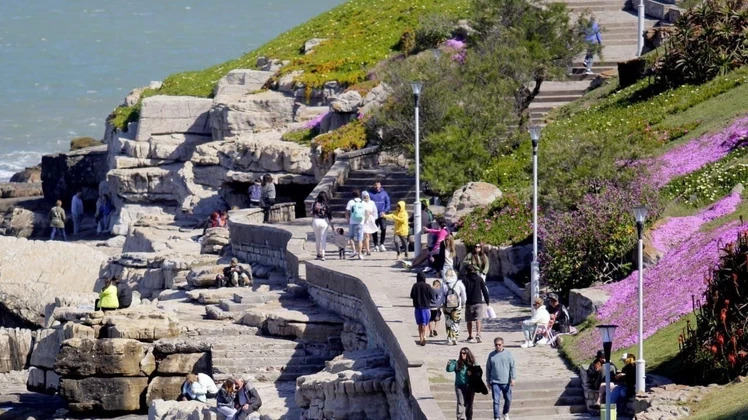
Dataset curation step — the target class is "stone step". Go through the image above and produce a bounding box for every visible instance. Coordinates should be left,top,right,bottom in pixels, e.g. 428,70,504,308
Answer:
212,355,332,368
432,387,584,400
450,405,588,418
528,101,570,112
568,4,625,10
532,94,583,103
342,178,415,187
334,185,414,194
212,363,323,380
211,338,305,351
213,369,317,383
212,348,339,358
434,393,586,407
430,378,581,393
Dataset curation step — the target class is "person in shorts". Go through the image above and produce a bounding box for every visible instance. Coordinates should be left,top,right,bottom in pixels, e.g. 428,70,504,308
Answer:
410,272,435,346
463,265,491,343
429,279,445,337
345,189,366,260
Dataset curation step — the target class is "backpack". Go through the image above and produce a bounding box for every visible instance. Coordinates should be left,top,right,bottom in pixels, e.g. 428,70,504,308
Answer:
350,199,365,224
445,282,460,309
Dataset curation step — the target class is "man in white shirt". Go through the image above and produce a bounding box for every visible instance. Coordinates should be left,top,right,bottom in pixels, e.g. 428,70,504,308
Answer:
345,189,366,260
71,191,84,236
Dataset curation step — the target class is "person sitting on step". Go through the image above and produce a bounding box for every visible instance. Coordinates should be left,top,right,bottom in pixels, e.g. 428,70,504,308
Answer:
216,257,252,288
233,376,263,420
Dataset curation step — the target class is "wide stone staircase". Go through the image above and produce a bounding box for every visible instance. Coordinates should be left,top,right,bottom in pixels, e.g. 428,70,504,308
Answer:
432,377,588,419
328,167,416,218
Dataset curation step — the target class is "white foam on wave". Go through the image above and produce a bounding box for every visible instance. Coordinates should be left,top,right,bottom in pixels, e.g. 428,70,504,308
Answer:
0,150,44,181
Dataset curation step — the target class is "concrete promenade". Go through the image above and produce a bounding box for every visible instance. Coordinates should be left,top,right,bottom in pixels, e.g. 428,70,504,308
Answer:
278,218,591,419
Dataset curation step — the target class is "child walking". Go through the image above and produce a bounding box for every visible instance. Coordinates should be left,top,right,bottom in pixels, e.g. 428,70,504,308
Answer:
333,227,348,259
382,200,409,259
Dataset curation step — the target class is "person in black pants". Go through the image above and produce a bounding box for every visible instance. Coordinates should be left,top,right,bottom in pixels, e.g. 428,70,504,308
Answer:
369,181,391,251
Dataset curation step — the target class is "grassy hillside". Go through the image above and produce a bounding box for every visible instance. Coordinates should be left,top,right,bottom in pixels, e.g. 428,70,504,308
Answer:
110,0,469,129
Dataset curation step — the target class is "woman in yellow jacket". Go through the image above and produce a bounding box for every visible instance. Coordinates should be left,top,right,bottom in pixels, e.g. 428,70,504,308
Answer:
96,277,119,311
382,201,409,259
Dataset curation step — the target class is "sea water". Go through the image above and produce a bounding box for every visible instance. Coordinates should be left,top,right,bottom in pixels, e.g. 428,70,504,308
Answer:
0,0,343,181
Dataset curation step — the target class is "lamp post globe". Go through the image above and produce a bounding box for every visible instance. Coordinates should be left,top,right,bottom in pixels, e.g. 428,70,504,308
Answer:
633,205,648,394
411,81,423,257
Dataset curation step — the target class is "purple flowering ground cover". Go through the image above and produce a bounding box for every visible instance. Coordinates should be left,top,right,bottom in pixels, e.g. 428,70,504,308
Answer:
649,116,748,188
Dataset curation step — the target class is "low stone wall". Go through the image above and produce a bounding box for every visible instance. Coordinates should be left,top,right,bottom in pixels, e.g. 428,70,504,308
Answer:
241,202,296,224
304,146,380,216
227,215,443,420
455,241,532,282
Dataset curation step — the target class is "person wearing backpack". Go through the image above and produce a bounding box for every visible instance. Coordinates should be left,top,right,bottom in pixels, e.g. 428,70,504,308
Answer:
345,189,366,260
442,268,467,346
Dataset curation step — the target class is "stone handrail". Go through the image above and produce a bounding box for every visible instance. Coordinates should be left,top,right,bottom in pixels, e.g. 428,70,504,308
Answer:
226,212,444,420
240,202,296,224
303,145,380,216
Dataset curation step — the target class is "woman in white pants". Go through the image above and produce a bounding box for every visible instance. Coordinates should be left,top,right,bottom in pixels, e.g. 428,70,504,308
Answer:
361,191,379,256
521,297,550,348
311,192,332,261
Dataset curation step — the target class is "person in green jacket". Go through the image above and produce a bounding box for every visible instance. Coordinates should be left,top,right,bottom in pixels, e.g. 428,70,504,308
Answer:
460,243,489,279
96,277,119,311
447,347,478,420
49,200,67,241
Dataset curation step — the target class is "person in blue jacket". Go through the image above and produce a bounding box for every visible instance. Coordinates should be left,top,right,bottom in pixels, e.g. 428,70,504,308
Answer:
369,181,391,252
584,17,603,75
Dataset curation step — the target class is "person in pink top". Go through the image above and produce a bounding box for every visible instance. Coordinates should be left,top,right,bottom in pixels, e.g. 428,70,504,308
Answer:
405,218,449,270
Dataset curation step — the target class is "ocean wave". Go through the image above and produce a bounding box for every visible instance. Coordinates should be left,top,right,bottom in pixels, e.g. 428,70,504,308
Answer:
0,150,43,182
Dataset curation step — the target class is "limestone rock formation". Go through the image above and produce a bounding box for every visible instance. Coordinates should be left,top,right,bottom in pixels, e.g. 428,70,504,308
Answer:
295,350,398,419
0,205,48,238
145,376,185,406
214,69,274,102
210,90,296,139
60,376,149,412
0,237,107,327
101,306,180,342
240,300,344,342
136,96,213,141
304,38,328,54
10,165,42,183
201,227,229,254
444,181,503,223
0,182,42,198
54,338,148,377
568,287,610,325
359,83,392,117
0,327,34,373
148,399,218,420
156,352,209,374
330,90,362,113
41,145,108,203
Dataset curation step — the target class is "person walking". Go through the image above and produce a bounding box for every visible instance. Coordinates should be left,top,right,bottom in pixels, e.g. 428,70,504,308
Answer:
95,194,113,235
248,178,262,208
486,337,515,420
369,181,390,251
460,243,490,279
520,297,551,348
382,200,410,260
434,234,456,277
260,174,276,223
428,279,444,337
361,191,379,256
410,272,435,346
446,347,487,420
442,268,467,345
345,189,366,260
464,265,491,344
311,192,332,261
71,191,84,236
584,17,602,75
49,199,67,241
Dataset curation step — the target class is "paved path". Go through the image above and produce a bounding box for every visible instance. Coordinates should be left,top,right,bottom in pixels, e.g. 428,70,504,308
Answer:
281,218,590,419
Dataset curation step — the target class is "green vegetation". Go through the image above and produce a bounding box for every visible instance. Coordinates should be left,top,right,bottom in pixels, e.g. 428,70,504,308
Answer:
281,128,316,146
663,147,748,206
69,137,104,150
455,195,532,247
110,0,471,130
313,119,367,157
560,314,695,383
689,380,748,419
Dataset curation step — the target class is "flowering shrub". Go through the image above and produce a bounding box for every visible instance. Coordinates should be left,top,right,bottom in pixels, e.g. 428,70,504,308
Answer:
303,111,329,130
442,38,467,64
651,115,748,189
455,195,532,246
539,182,662,297
681,229,748,384
573,195,744,359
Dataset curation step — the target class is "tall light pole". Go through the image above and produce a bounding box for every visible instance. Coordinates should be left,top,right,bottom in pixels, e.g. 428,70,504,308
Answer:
529,125,542,306
633,205,648,394
637,0,645,56
411,81,423,258
597,324,618,420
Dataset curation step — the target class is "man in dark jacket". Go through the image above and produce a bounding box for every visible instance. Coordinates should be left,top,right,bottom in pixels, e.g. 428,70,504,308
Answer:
233,377,262,420
547,293,571,333
369,181,391,251
464,265,491,343
410,272,435,346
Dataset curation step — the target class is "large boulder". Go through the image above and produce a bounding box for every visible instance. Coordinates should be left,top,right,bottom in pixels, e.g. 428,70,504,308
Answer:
54,338,148,377
0,327,34,372
145,376,184,406
330,90,363,113
201,227,229,255
116,133,212,162
359,83,392,117
135,96,214,141
214,69,275,101
10,165,42,183
0,237,107,327
209,90,296,139
59,376,148,412
102,307,180,342
29,328,64,369
0,182,42,198
444,182,503,223
0,205,48,238
41,145,108,203
148,399,218,420
568,287,611,325
156,352,209,374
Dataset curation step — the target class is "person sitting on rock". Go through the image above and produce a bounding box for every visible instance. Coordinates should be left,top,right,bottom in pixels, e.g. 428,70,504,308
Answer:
218,210,228,227
217,378,237,418
233,376,262,420
216,258,252,288
546,293,571,334
95,277,119,311
179,373,207,402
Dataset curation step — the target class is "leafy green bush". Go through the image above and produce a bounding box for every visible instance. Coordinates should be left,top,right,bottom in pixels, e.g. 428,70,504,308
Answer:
313,119,367,157
654,0,748,87
281,128,316,146
539,182,662,298
455,194,532,246
413,14,456,53
69,137,104,151
663,147,748,206
680,230,748,384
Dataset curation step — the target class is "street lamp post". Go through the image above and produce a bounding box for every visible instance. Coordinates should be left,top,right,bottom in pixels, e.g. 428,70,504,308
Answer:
597,324,618,420
529,125,542,306
633,205,648,394
411,81,423,258
637,0,645,55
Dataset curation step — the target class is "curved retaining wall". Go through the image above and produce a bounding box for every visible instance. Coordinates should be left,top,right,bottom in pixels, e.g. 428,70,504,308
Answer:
228,210,443,420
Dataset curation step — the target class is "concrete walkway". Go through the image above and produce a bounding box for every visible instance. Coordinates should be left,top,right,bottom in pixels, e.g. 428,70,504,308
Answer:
280,218,591,419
